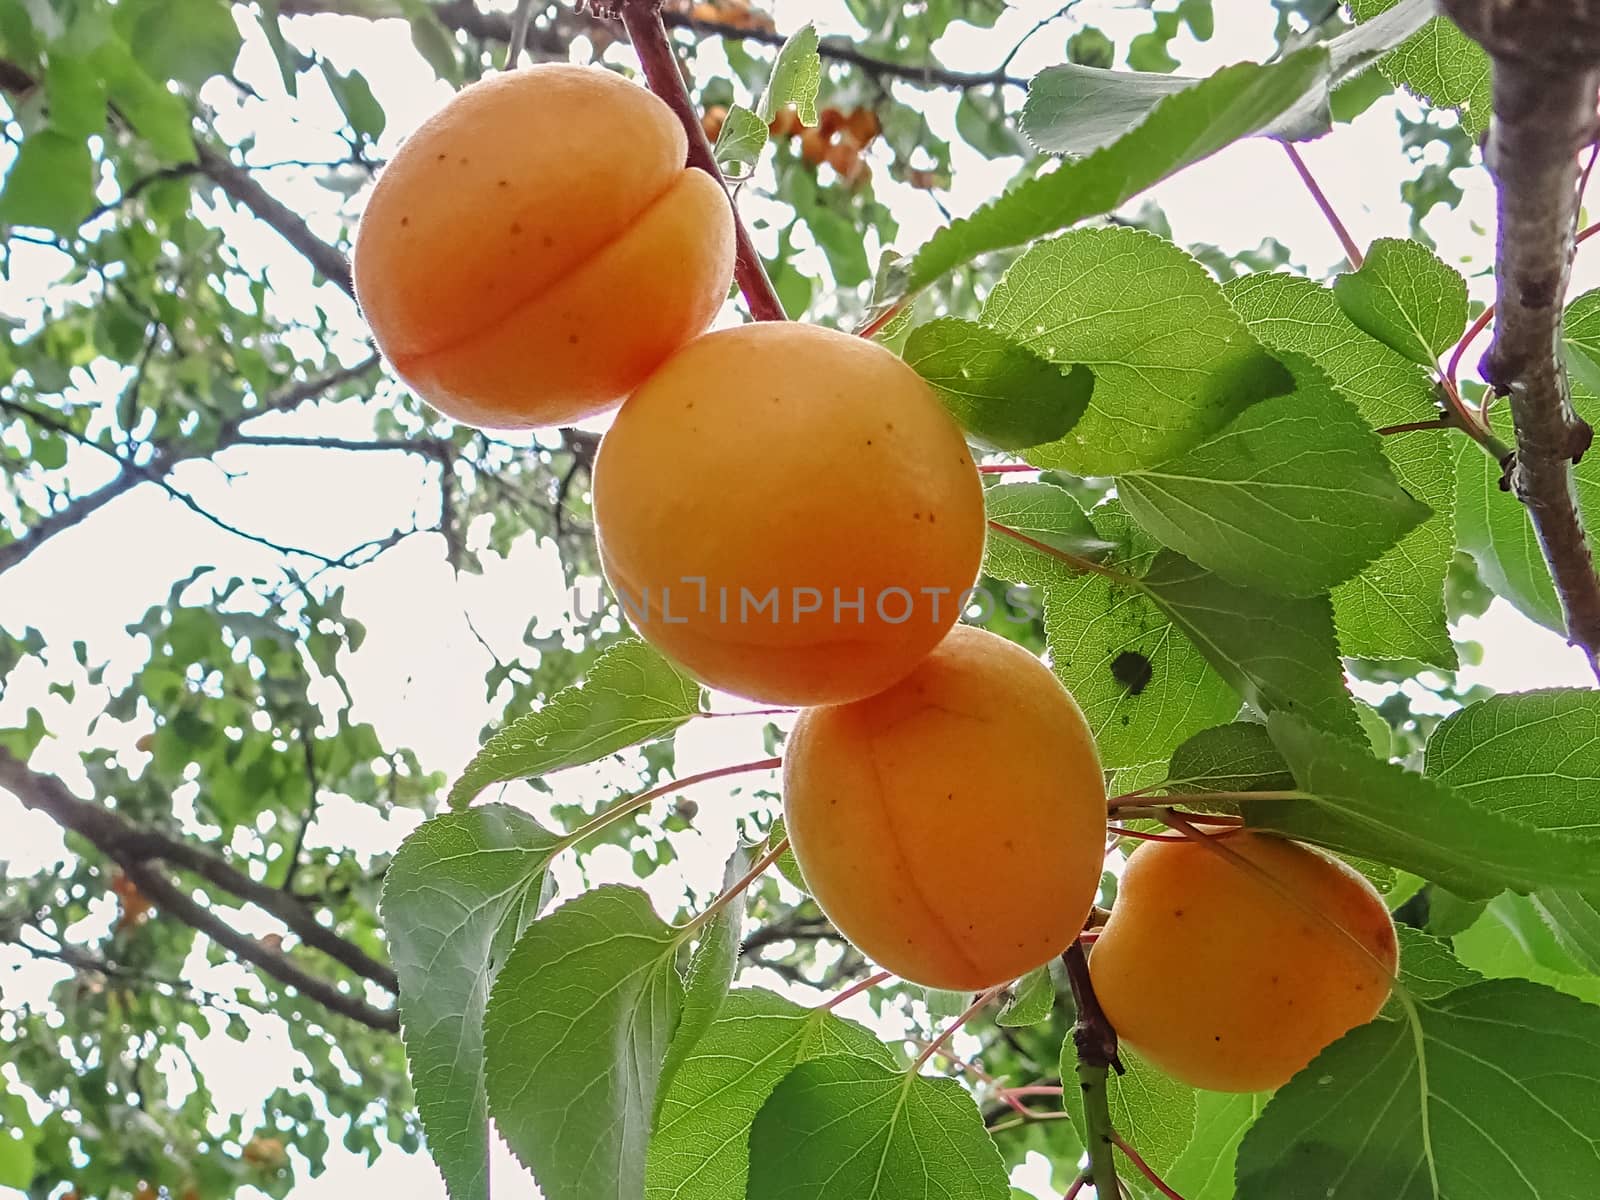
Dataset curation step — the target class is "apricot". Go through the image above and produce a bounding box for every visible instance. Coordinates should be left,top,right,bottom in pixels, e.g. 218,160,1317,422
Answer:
817,106,846,138
701,104,727,142
799,127,829,165
352,65,735,429
769,107,802,139
1089,832,1398,1093
845,106,882,146
826,138,861,178
592,322,984,705
781,623,1107,990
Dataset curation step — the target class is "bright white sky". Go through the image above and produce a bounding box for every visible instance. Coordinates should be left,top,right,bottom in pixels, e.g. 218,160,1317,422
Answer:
2,2,1596,1198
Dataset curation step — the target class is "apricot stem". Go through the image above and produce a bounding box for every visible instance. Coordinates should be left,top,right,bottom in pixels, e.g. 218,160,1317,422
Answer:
556,756,781,851
1113,1133,1188,1200
618,3,787,322
1107,789,1306,812
681,837,789,937
504,0,535,69
1281,142,1362,270
977,463,1042,474
821,969,893,1011
986,521,1133,583
1062,1175,1089,1200
912,986,1004,1073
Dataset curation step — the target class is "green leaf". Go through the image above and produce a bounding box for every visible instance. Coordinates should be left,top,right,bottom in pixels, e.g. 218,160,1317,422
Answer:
257,0,300,95
1454,895,1600,1004
407,4,461,86
1226,272,1456,667
745,1056,1009,1200
0,130,93,234
657,848,747,1116
646,989,894,1200
1381,927,1482,1018
907,48,1331,292
1425,689,1600,971
0,1085,37,1188
1164,1090,1266,1200
449,640,703,807
1332,238,1468,367
121,0,243,88
44,54,106,139
712,104,768,177
983,227,1293,475
93,38,197,160
904,317,1094,452
1118,382,1431,596
1256,712,1600,898
981,482,1118,573
955,87,1025,160
996,963,1056,1027
1022,0,1431,156
1143,553,1362,743
756,23,820,124
321,61,386,142
1165,721,1293,795
381,806,557,1200
1349,0,1491,136
1426,689,1600,838
1236,981,1600,1199
484,887,682,1200
986,495,1240,779
1065,1046,1196,1177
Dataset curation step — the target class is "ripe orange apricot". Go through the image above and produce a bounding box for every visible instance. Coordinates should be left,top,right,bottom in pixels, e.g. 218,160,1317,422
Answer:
701,104,728,142
798,127,829,165
781,623,1108,990
353,65,735,429
826,137,861,178
845,106,882,146
768,107,802,139
592,322,984,705
1090,832,1398,1093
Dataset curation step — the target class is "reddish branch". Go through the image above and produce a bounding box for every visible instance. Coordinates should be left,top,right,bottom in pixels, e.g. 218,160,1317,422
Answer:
614,3,786,321
1440,0,1600,679
0,746,400,1031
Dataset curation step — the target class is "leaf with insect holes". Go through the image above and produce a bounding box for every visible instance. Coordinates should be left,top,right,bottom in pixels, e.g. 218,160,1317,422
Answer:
1226,272,1456,668
745,1055,1010,1200
381,806,557,1200
646,989,894,1200
1118,379,1430,597
713,105,768,177
1236,981,1600,1199
1333,238,1468,367
1349,0,1491,136
449,640,703,807
996,962,1057,1027
985,491,1241,782
904,317,1094,452
1063,1044,1197,1179
757,23,819,125
984,227,1293,475
1165,722,1294,796
484,887,682,1200
1142,553,1362,744
1256,713,1600,898
1020,0,1432,155
907,48,1331,293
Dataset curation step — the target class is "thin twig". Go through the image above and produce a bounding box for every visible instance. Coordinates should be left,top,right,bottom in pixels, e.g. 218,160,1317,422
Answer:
1281,142,1362,269
504,0,537,69
1113,1133,1188,1200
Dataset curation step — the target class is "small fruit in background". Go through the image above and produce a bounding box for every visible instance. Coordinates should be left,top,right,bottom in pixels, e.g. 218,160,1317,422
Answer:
844,106,881,146
768,106,801,139
799,127,829,165
701,104,727,142
817,106,846,138
826,136,861,179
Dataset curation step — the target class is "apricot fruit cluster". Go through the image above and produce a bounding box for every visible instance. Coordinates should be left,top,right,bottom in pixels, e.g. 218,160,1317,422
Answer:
353,65,734,428
1090,832,1398,1092
781,623,1108,990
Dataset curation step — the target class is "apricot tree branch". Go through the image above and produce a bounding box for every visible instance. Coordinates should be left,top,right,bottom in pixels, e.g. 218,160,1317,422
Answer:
616,2,786,322
1063,940,1122,1200
0,355,381,578
0,746,400,1000
1439,0,1600,680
